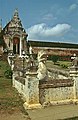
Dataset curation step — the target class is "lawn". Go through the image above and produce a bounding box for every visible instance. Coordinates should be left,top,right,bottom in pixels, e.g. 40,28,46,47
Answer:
46,60,72,70
0,60,28,115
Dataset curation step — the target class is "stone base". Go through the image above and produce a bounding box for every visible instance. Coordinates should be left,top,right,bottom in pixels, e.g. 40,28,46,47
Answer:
23,102,42,109
73,99,78,104
42,99,78,107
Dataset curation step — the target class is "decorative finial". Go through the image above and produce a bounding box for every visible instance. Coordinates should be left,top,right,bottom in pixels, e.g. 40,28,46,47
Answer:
13,8,19,18
15,8,18,13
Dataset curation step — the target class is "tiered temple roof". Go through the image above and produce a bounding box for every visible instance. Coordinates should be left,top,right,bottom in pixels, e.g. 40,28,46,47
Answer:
3,9,27,37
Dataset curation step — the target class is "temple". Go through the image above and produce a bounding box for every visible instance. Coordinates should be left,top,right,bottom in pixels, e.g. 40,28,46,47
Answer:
0,9,28,56
1,9,78,110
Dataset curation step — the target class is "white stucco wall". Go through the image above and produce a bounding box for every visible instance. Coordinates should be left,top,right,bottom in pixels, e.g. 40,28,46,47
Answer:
13,71,78,108
13,75,40,105
39,86,74,104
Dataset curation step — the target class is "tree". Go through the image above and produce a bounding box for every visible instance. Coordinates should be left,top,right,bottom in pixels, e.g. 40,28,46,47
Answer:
51,55,59,64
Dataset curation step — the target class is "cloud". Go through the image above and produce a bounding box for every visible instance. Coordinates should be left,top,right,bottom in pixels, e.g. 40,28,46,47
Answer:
27,23,71,40
43,13,54,20
69,4,78,11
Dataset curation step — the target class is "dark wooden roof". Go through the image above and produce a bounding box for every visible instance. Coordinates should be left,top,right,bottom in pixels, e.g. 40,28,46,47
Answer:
28,40,78,49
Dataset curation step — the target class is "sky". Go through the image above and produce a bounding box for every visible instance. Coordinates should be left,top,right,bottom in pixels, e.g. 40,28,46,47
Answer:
0,0,78,43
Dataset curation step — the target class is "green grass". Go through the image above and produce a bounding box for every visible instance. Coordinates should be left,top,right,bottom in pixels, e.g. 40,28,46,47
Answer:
0,60,28,115
46,60,72,70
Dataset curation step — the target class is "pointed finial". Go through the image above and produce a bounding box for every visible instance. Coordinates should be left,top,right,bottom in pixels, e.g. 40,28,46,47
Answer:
13,8,19,18
15,8,18,13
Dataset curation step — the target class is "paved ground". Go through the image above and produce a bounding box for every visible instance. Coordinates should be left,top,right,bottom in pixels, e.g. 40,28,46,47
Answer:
0,112,31,120
27,104,78,120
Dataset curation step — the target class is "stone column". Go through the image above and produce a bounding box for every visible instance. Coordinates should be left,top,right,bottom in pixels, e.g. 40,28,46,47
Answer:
70,66,78,101
20,36,22,57
24,72,42,109
12,71,16,87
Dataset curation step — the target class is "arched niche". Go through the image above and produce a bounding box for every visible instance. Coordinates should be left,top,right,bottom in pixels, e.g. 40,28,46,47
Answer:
13,37,20,54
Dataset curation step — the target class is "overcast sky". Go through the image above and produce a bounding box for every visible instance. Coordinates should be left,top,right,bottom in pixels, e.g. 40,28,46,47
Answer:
0,0,78,43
